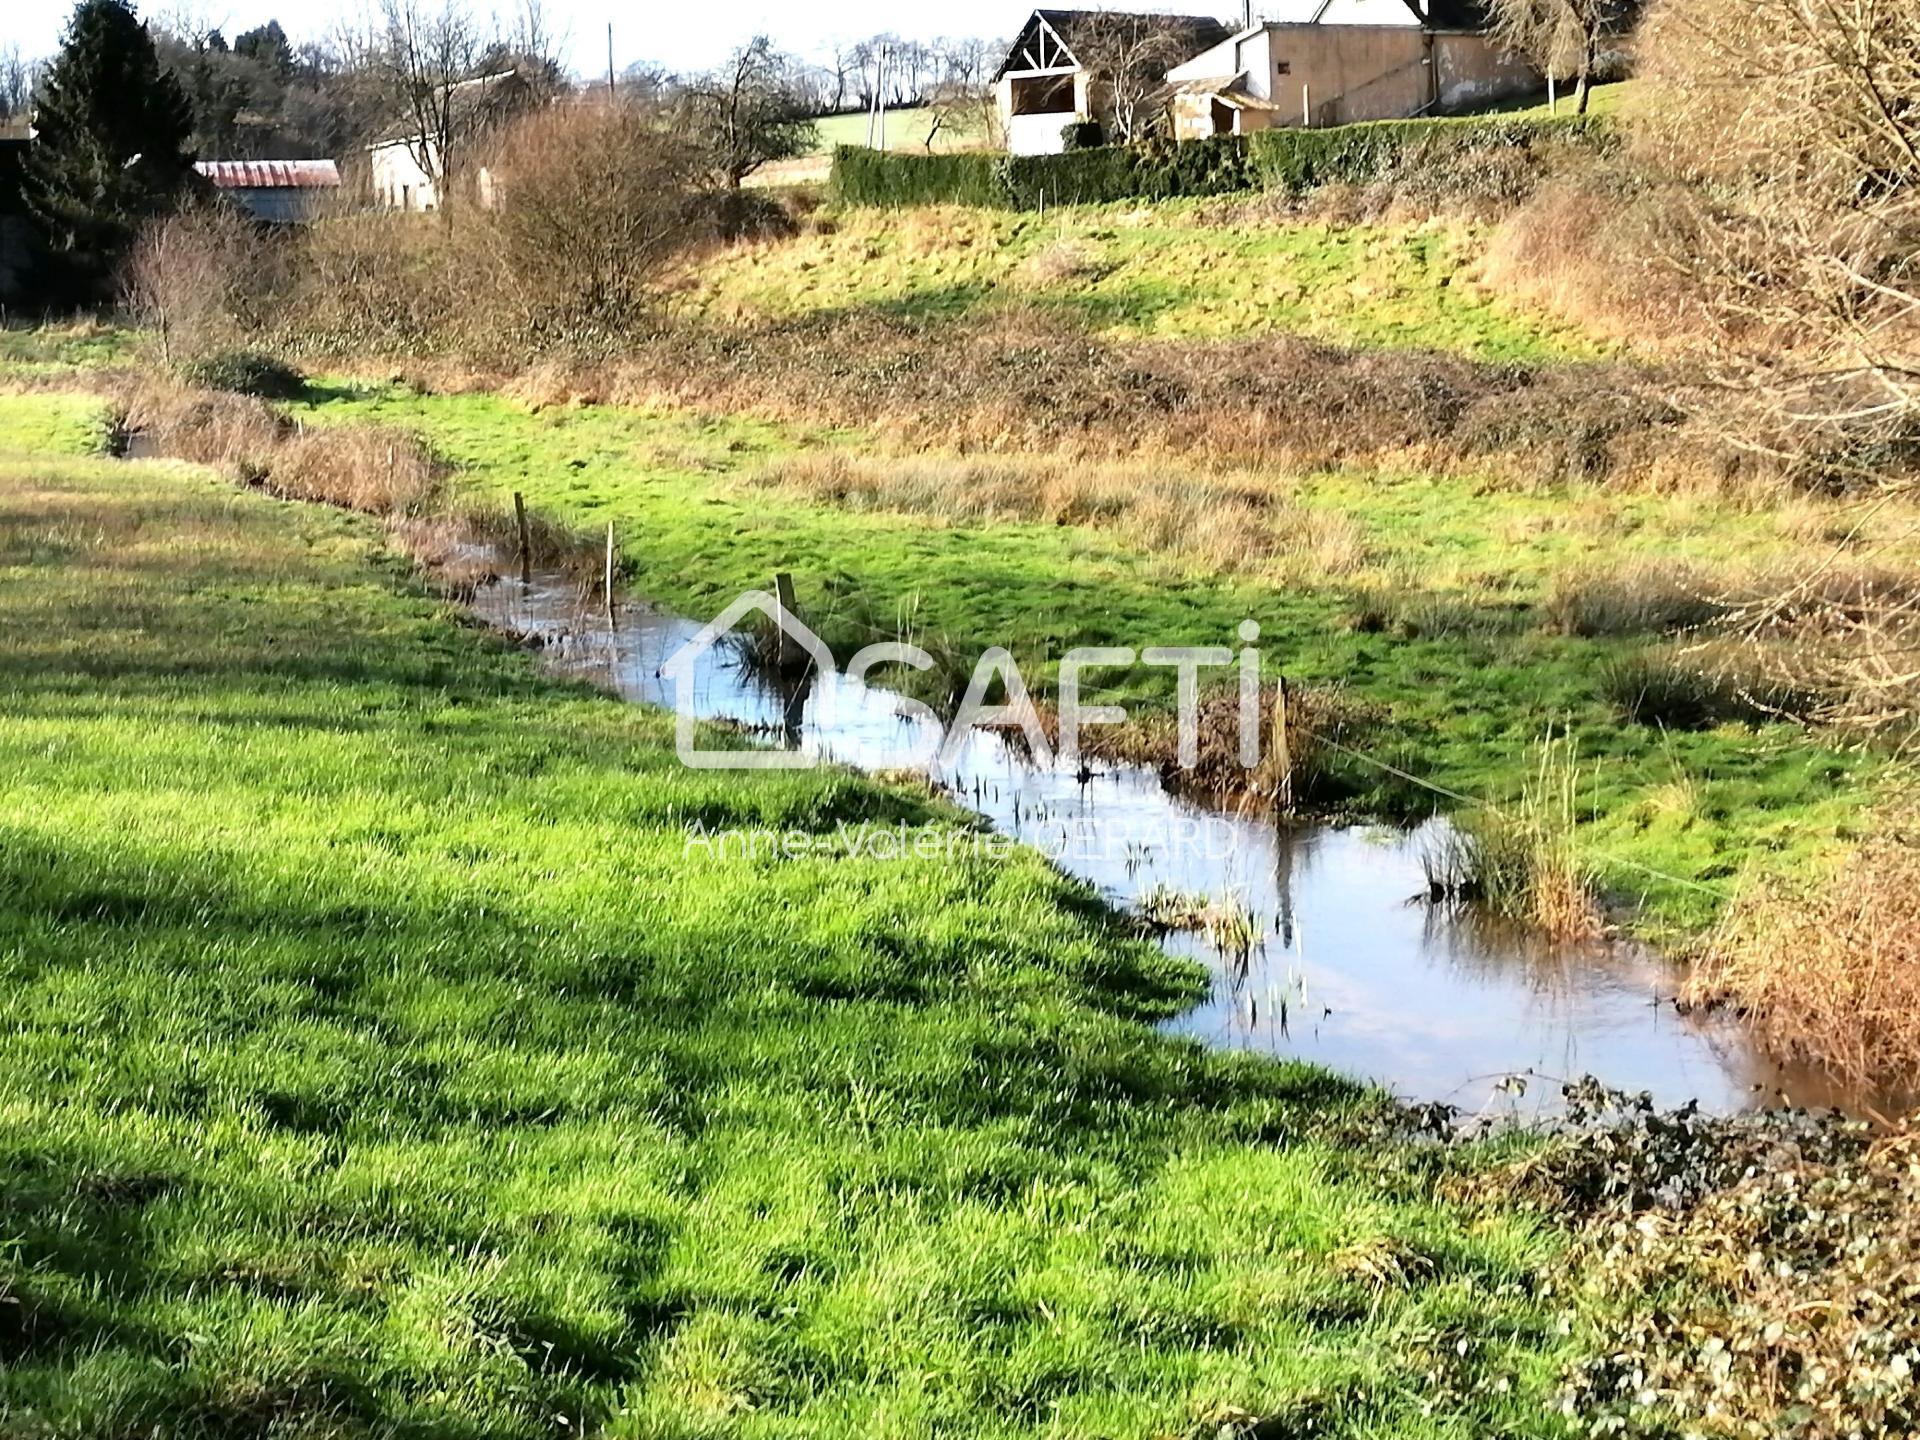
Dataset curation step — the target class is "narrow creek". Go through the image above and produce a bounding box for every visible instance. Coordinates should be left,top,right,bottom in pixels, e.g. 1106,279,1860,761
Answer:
472,565,1858,1120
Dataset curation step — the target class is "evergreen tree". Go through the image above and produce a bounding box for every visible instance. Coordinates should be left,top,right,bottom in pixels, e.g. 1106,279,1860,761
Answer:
25,0,195,298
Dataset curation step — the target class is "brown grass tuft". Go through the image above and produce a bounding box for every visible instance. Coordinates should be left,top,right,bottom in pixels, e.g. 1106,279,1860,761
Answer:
1693,825,1920,1092
747,451,1368,580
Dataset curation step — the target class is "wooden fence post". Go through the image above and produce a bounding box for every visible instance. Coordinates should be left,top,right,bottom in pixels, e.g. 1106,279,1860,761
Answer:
773,572,803,671
604,522,617,624
513,491,531,587
1272,676,1294,814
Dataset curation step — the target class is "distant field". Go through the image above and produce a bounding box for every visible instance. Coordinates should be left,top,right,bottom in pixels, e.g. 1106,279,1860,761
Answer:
806,104,987,155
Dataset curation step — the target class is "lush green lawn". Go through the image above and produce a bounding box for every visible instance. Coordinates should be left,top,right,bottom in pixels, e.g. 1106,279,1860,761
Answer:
678,203,1599,362
0,441,1579,1436
807,106,986,156
291,382,1883,934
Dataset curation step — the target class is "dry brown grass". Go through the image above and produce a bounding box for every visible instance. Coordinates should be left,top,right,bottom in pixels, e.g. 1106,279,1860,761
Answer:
1043,680,1379,810
1480,170,1713,352
1692,821,1920,1095
118,379,440,517
492,312,1759,492
746,451,1367,580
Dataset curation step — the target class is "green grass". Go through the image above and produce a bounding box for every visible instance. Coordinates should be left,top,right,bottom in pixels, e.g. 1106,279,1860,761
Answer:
807,106,985,156
0,390,117,458
1480,80,1638,123
290,382,1889,936
682,203,1598,362
0,448,1577,1437
0,322,143,378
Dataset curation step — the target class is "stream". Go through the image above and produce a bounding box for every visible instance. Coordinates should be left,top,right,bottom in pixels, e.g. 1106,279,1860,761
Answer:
472,566,1858,1121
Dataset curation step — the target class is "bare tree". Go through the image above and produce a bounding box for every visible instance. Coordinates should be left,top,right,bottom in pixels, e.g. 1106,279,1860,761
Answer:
679,37,816,190
1486,0,1637,115
123,202,263,364
480,102,707,341
0,45,35,120
1071,15,1205,143
1637,0,1920,728
342,0,522,201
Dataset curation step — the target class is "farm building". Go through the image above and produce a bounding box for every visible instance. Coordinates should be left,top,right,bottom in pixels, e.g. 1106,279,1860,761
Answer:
194,160,342,224
1166,2,1537,136
995,9,1235,155
368,68,532,211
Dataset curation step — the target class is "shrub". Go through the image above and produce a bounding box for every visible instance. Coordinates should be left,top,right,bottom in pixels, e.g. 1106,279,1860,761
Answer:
1692,820,1920,1091
1060,119,1104,152
480,103,710,347
1602,646,1820,730
828,146,1004,208
828,114,1610,210
175,348,307,399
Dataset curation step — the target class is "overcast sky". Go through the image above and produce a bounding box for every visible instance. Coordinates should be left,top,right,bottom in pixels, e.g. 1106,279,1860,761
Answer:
2,1,1042,77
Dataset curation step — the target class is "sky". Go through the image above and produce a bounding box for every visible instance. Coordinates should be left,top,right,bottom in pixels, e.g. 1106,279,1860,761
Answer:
1,1,1032,77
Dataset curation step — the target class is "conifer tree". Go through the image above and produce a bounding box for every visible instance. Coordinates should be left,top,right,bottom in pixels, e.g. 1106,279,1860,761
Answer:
25,0,194,297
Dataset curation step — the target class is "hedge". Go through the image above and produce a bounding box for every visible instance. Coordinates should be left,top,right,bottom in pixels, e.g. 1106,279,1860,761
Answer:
829,113,1612,211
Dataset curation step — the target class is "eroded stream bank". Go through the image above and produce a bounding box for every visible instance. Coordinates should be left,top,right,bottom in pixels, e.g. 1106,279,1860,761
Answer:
468,562,1861,1121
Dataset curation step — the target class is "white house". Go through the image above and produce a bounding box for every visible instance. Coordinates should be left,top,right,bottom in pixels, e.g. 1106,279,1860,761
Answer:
368,68,528,211
994,9,1235,155
1165,1,1537,137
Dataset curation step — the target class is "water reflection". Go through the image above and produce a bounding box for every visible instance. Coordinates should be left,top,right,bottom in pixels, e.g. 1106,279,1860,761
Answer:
472,574,1861,1120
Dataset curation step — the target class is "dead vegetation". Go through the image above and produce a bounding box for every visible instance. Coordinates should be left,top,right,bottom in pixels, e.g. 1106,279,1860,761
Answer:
491,312,1752,491
1048,680,1380,811
747,451,1367,580
1424,734,1602,941
1692,818,1920,1096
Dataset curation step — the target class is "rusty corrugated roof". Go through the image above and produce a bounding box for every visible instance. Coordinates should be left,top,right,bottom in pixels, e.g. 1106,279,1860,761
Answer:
195,160,341,190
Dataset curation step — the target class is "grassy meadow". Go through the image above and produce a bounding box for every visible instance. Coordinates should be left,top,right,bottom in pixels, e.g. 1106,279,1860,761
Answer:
0,410,1583,1436
276,380,1890,935
676,203,1599,360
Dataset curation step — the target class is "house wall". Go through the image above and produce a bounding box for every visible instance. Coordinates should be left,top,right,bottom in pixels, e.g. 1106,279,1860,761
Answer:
997,70,1093,156
1169,22,1539,139
1432,34,1537,110
1265,25,1432,126
370,142,439,211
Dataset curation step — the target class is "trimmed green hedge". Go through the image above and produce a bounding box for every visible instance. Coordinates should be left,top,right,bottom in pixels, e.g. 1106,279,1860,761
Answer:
830,114,1612,210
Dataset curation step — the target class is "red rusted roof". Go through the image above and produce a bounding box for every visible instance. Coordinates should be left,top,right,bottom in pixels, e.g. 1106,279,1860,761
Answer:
194,160,341,190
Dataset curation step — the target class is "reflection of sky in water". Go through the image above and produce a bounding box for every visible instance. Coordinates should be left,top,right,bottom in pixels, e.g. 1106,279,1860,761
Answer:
474,576,1861,1121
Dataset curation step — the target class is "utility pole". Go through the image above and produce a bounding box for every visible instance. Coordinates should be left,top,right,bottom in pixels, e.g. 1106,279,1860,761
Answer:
607,23,615,103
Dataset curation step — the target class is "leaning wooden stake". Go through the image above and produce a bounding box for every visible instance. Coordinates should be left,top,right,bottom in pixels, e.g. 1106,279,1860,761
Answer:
513,491,531,587
773,572,803,671
604,522,617,624
1272,676,1294,814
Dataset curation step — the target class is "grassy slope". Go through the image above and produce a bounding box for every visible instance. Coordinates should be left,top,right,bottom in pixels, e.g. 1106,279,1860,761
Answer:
675,203,1599,361
293,384,1881,934
0,419,1571,1434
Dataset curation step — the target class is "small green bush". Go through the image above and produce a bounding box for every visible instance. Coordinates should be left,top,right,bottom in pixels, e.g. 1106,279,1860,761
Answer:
1060,120,1105,152
176,349,307,400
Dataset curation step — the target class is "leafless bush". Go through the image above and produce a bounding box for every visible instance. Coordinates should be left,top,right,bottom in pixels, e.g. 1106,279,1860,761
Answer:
478,103,710,345
1637,0,1920,486
122,203,273,364
1693,816,1920,1091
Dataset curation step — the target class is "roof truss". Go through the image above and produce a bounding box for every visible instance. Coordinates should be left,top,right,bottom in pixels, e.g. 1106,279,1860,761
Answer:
1006,14,1081,77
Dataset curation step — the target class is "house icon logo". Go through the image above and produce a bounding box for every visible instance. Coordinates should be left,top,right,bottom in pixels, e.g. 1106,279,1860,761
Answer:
659,589,837,770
